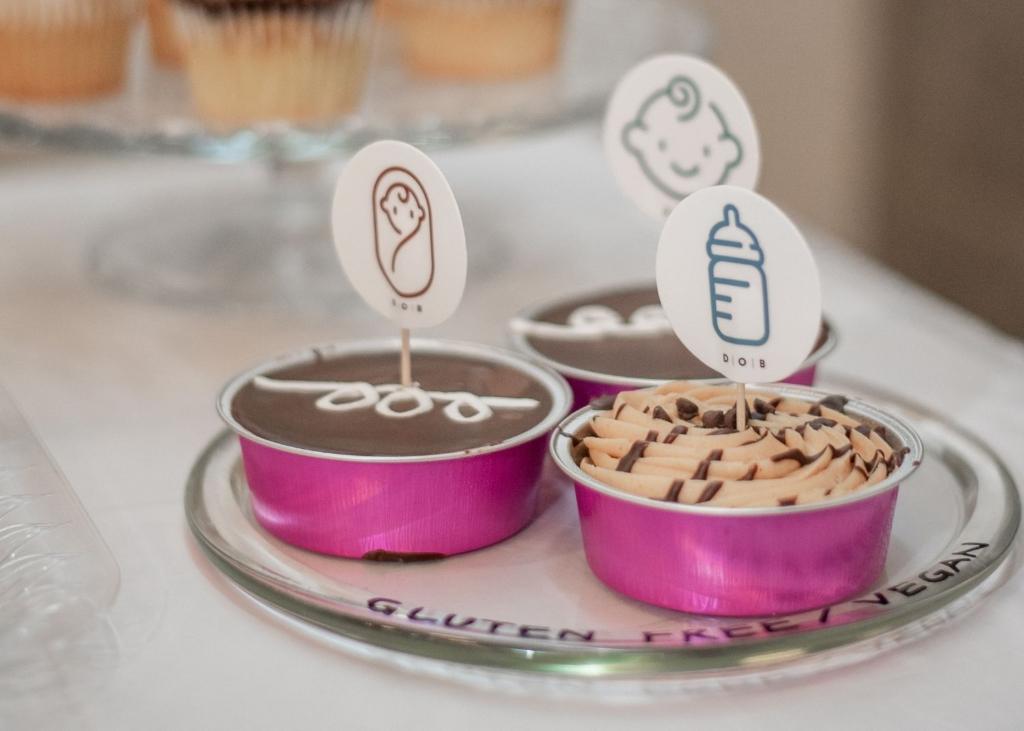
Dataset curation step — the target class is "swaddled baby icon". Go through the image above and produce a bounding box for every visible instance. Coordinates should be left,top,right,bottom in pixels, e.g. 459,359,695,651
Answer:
622,76,743,201
373,166,434,298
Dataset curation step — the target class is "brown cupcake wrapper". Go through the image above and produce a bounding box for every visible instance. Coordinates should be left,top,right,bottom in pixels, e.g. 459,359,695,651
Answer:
173,0,376,127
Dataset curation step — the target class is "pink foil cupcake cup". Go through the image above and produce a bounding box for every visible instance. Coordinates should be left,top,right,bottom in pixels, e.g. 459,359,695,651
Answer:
218,339,571,560
509,288,837,411
549,384,923,616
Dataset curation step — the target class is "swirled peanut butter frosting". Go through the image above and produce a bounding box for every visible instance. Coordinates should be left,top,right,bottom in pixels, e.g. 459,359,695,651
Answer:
578,382,909,508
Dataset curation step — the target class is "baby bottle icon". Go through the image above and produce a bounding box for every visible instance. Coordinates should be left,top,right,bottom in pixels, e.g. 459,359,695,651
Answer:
706,204,769,346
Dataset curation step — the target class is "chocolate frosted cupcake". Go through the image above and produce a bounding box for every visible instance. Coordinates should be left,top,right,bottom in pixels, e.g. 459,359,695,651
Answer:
0,0,141,100
510,284,836,409
174,0,375,127
387,0,566,80
220,339,571,559
551,380,922,615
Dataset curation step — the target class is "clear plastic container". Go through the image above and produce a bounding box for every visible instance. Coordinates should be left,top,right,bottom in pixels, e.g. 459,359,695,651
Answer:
0,382,120,695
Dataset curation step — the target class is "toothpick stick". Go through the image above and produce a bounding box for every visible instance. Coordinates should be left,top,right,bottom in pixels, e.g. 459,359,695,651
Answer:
737,382,747,431
400,328,412,387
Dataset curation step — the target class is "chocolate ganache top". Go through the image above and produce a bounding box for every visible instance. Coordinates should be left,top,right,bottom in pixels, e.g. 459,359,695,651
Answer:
230,349,555,457
517,285,829,381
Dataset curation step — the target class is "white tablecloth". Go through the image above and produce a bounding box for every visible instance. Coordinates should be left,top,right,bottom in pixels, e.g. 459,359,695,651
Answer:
2,127,1022,729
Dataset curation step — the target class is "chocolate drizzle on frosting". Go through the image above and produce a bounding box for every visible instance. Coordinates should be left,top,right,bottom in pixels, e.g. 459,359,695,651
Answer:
617,441,649,472
664,424,688,443
577,381,906,508
770,448,826,467
698,481,724,503
665,480,686,503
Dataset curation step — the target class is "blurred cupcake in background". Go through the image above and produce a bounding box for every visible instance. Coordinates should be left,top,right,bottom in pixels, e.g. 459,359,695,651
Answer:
0,0,142,100
147,0,184,66
174,0,375,128
389,0,567,80
375,0,400,22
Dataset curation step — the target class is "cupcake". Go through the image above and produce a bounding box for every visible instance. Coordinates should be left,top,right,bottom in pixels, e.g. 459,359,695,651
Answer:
219,339,571,559
510,284,836,410
147,0,183,66
388,0,566,80
174,0,375,128
0,0,141,100
550,380,922,615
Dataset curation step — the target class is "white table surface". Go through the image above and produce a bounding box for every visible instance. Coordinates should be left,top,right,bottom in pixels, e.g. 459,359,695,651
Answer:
2,126,1023,729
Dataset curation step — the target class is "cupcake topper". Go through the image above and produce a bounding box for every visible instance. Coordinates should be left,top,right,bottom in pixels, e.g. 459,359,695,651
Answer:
656,186,821,428
332,141,468,386
604,54,761,219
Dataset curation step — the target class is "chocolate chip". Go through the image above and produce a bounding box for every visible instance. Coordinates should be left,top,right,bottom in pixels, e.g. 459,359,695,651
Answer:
753,398,776,415
676,398,699,419
807,417,838,429
818,395,849,413
702,410,725,428
652,405,673,422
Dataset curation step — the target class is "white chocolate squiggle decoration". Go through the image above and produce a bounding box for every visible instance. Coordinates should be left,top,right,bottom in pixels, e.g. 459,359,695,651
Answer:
511,304,672,341
253,376,539,425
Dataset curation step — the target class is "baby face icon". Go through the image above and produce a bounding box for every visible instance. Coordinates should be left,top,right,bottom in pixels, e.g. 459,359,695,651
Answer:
373,167,434,298
621,76,743,201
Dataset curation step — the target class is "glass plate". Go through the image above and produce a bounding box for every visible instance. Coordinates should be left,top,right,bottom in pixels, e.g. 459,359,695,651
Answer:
0,1,709,162
185,381,1020,697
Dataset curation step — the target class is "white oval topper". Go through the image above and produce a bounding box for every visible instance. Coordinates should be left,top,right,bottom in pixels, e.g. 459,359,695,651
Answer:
332,141,467,329
656,186,821,384
604,54,760,219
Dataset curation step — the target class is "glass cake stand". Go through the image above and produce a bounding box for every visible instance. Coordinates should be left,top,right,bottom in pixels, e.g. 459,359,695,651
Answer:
0,0,710,309
185,378,1020,699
